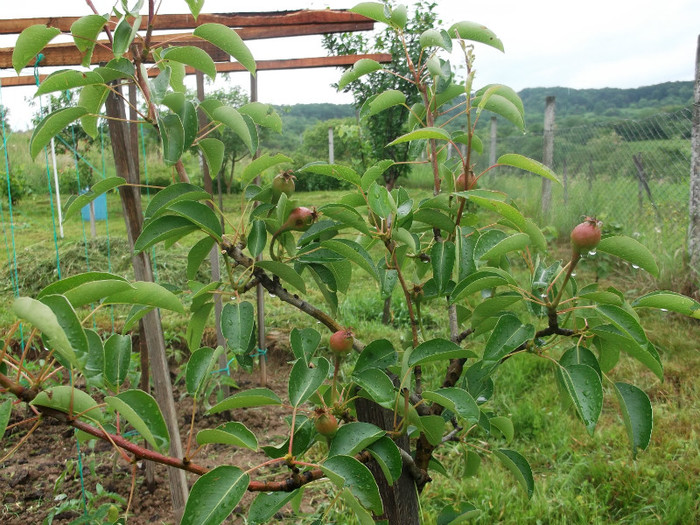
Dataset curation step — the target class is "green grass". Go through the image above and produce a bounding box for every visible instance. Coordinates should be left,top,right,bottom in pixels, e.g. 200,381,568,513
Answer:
1,174,698,524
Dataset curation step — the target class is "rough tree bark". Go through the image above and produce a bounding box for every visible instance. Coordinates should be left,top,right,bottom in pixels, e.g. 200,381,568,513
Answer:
688,35,700,276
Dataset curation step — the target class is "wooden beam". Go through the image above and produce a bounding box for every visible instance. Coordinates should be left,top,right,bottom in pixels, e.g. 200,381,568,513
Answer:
0,54,393,87
0,10,371,35
0,22,374,71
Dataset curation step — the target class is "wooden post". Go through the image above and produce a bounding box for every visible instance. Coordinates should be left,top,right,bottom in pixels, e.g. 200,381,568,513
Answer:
489,116,497,167
129,83,156,490
104,89,189,517
689,35,700,276
540,96,555,219
196,72,228,394
88,201,97,238
250,72,268,387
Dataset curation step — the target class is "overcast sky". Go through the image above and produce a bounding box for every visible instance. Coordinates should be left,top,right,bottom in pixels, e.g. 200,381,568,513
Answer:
1,0,698,130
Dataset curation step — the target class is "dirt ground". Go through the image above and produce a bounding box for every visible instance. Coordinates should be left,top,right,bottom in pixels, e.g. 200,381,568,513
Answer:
0,337,307,525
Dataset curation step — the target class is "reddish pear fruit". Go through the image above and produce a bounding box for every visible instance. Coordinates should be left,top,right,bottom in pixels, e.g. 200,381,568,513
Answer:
269,207,318,259
329,328,354,354
570,217,602,255
456,171,477,191
314,412,339,436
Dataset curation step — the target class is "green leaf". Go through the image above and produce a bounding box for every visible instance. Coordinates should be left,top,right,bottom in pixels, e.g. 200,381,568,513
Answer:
476,84,524,117
412,209,455,232
36,70,105,96
221,302,256,354
483,314,535,364
407,338,476,368
30,107,88,160
596,236,659,278
479,232,530,260
289,327,321,365
367,436,403,485
31,386,102,423
288,357,330,407
367,181,396,219
188,236,216,280
13,25,61,74
187,301,214,350
462,194,526,231
196,422,257,450
193,23,256,74
146,183,212,220
557,364,603,435
420,28,453,51
451,270,510,303
318,203,370,234
448,21,504,52
632,290,700,318
185,0,205,19
241,153,292,187
248,491,299,525
166,200,222,241
472,93,524,131
387,127,451,147
361,89,406,118
207,388,282,414
78,84,110,138
212,106,254,155
181,466,249,525
247,220,267,258
337,58,383,90
591,324,662,380
112,16,140,59
159,114,185,166
186,346,224,396
493,449,534,498
0,400,12,441
198,138,225,177
353,339,397,375
105,390,170,451
419,415,446,446
437,502,480,525
162,46,216,79
64,177,126,221
102,281,184,313
471,292,522,327
328,422,385,457
490,416,514,443
239,102,282,132
497,154,560,184
352,368,396,407
134,216,198,253
322,455,383,515
103,334,132,389
321,239,379,281
423,388,479,423
613,382,653,458
39,295,88,367
299,162,362,187
13,297,78,368
432,241,456,295
255,260,307,294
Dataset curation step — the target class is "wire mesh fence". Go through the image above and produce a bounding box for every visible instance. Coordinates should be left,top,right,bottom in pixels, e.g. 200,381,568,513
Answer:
483,106,693,259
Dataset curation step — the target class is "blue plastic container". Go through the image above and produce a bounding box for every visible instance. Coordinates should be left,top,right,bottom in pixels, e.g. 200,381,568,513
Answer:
81,192,107,221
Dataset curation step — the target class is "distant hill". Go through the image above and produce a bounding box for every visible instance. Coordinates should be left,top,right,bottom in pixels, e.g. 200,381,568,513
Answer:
518,81,694,121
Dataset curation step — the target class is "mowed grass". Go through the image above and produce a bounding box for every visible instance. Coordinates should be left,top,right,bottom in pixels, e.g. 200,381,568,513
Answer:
1,173,699,524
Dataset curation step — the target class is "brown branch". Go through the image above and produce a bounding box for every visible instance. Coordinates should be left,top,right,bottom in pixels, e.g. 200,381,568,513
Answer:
221,239,366,351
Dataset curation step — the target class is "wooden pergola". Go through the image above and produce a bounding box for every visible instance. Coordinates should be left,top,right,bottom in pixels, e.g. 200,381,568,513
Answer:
0,9,390,519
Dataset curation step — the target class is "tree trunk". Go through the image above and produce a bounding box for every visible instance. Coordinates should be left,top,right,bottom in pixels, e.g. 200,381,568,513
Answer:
355,399,420,525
